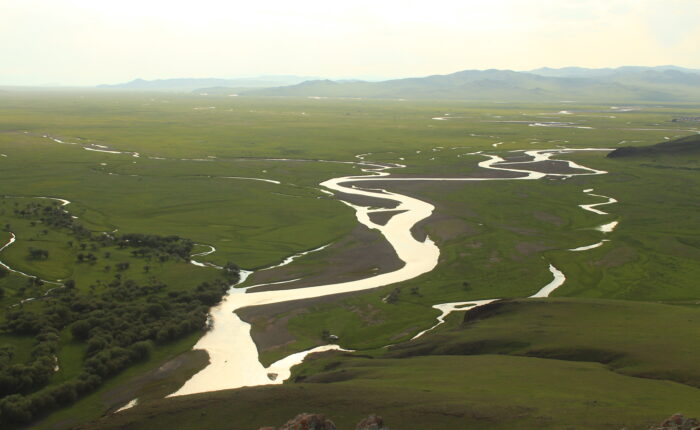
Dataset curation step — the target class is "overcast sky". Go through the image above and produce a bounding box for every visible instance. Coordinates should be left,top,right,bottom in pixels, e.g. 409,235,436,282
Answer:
2,0,699,86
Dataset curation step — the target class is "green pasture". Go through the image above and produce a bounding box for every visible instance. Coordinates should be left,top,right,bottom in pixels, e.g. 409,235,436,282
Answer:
83,353,700,430
0,91,698,428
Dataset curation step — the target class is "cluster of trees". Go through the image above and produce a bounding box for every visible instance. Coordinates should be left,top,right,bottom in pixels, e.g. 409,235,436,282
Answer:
223,261,241,283
14,203,72,230
117,233,194,261
0,277,231,424
13,203,194,264
27,248,49,260
13,202,91,240
0,201,241,425
0,330,58,397
11,203,200,268
76,253,98,264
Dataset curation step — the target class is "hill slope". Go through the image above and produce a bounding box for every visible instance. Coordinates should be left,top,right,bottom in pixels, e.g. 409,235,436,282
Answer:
239,67,700,101
608,134,700,158
98,76,316,91
79,299,700,430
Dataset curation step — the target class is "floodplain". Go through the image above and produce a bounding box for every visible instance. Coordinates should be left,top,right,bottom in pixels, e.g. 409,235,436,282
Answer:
1,92,699,429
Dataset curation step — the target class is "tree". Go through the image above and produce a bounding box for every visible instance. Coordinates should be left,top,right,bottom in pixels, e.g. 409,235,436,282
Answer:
223,261,240,282
129,341,153,360
70,320,91,340
27,248,49,260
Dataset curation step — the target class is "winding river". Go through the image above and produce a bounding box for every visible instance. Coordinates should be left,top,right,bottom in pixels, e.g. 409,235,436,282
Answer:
169,148,614,397
0,197,72,288
2,145,617,405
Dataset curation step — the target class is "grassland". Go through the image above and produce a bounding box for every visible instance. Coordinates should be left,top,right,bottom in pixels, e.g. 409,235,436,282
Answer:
84,354,700,430
89,298,700,430
0,91,699,428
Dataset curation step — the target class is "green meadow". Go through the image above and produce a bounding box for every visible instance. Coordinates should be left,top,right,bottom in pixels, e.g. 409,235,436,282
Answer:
0,91,699,428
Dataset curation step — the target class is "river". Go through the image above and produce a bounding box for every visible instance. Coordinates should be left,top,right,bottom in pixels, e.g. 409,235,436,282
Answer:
169,148,614,397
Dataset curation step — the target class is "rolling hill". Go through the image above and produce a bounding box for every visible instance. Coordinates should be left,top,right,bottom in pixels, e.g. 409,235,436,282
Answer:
608,134,700,158
98,75,317,92
236,67,700,101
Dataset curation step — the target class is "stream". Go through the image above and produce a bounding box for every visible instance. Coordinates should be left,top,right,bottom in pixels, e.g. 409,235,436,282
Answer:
169,148,614,397
1,146,618,406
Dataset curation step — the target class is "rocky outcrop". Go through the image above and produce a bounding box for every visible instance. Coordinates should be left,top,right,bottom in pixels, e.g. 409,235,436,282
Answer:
262,413,336,430
650,413,700,430
260,413,390,430
355,414,386,430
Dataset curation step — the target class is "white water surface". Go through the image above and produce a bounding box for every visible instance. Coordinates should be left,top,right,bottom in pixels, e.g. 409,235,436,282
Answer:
190,244,222,269
84,147,124,155
0,233,62,286
529,264,567,298
569,240,609,252
258,243,332,272
596,221,619,233
411,299,496,340
413,263,567,341
115,398,139,413
221,176,281,185
171,148,611,397
579,189,618,215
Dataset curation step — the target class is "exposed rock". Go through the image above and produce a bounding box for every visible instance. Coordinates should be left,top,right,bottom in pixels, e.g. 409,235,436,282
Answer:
263,413,336,430
260,414,390,430
355,414,386,430
650,413,700,430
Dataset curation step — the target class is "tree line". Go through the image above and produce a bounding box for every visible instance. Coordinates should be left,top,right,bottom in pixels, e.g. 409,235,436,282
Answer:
0,200,240,425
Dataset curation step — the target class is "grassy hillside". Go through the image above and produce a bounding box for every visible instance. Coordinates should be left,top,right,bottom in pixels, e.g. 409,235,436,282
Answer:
607,133,700,158
0,93,698,428
81,299,700,430
239,68,700,102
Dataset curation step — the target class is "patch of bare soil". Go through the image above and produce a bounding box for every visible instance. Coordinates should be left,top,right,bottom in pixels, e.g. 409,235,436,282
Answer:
367,210,406,226
100,350,210,413
364,168,527,181
331,190,399,209
533,211,565,226
244,224,403,293
514,242,553,260
595,246,637,267
237,291,363,352
496,160,590,175
412,212,478,243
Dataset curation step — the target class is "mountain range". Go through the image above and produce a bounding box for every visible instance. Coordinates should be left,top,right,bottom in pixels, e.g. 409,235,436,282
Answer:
98,75,317,92
99,66,700,102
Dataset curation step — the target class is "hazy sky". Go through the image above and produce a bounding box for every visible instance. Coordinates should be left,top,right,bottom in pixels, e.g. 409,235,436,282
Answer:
2,0,699,85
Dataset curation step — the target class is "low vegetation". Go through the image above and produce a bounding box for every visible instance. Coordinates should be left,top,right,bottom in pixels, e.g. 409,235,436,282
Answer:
607,133,700,158
0,93,698,429
0,201,238,425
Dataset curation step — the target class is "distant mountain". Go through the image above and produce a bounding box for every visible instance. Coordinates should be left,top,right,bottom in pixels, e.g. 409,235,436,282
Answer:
98,66,700,101
98,76,317,92
607,134,700,158
529,65,700,78
237,67,700,102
